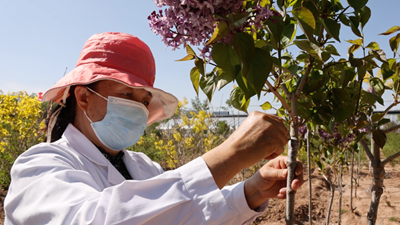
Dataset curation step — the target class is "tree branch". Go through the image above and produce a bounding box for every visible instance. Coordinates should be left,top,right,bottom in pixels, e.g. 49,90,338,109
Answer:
294,58,314,100
271,70,291,99
265,79,295,122
334,5,350,23
382,151,400,166
360,139,375,163
383,124,400,134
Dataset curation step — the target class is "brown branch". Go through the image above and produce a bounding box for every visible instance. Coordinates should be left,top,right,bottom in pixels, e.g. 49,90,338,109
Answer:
272,70,292,100
294,58,314,100
334,5,351,23
360,139,375,163
383,124,400,134
265,79,295,122
382,151,400,166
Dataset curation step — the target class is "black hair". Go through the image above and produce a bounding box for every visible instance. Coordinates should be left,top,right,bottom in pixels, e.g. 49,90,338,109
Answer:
45,83,98,142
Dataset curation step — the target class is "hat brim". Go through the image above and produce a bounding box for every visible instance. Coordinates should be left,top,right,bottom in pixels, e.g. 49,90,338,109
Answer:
42,63,178,125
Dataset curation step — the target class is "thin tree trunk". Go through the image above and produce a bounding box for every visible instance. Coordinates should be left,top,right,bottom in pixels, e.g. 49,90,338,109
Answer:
338,165,343,225
286,122,300,225
350,149,354,211
367,140,385,225
355,145,360,198
307,129,312,225
326,179,335,225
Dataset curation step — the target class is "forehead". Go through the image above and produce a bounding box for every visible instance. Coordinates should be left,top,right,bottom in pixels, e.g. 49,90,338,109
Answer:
96,80,152,97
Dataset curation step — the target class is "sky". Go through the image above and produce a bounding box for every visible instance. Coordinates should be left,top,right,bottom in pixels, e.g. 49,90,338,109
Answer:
0,0,399,113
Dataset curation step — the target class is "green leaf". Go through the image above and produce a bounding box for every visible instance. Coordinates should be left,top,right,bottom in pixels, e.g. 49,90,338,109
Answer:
361,91,384,105
372,130,387,148
260,101,272,110
195,59,205,76
366,42,379,50
370,77,385,96
346,38,363,45
349,16,362,37
372,113,384,122
229,12,251,29
371,49,387,62
232,33,255,77
348,45,361,54
378,118,391,127
199,71,218,101
282,17,297,47
176,55,195,61
294,40,322,61
389,33,400,54
379,25,400,35
340,69,356,87
292,7,316,42
216,68,233,90
354,132,366,143
359,6,371,30
347,0,368,11
322,18,341,42
190,67,200,95
207,20,230,45
236,70,256,100
186,45,197,57
247,48,273,98
325,44,340,56
357,65,366,81
264,15,284,48
339,14,351,26
381,62,396,80
229,87,250,113
212,43,239,80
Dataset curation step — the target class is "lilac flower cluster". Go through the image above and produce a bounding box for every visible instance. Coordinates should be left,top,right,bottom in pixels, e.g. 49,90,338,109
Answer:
148,0,276,55
318,125,368,148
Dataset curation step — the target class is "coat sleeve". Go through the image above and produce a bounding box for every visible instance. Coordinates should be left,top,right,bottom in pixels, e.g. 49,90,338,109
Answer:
4,144,267,225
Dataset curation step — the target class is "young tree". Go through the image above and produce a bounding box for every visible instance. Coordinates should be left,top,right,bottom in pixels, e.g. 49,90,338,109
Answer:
148,0,398,224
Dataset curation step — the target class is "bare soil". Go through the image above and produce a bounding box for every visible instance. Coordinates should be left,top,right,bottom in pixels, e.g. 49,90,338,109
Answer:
256,164,400,225
1,164,399,224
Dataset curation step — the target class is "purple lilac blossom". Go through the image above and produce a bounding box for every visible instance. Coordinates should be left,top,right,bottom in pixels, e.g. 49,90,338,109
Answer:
148,0,275,56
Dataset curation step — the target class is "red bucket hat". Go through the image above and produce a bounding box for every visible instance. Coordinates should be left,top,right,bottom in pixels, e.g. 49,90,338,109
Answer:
42,32,178,126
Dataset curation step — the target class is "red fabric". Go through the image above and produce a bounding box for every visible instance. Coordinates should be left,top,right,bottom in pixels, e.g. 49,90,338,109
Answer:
42,32,178,125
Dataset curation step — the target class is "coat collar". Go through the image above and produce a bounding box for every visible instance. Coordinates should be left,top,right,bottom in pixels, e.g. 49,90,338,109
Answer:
62,124,125,185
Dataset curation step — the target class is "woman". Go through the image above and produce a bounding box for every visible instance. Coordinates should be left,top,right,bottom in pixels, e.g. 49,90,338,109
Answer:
4,32,303,224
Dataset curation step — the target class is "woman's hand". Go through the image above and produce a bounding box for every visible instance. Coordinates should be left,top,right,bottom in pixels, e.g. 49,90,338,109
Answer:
202,111,289,189
244,156,304,210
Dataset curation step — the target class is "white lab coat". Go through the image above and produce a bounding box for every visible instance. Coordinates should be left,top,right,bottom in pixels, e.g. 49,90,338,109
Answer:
4,124,268,225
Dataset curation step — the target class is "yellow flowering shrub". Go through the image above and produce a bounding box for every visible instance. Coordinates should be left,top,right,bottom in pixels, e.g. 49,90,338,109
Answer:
129,98,232,170
0,91,46,188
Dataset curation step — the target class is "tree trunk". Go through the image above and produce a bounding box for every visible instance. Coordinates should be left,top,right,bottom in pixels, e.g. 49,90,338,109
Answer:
307,129,312,225
367,141,385,225
286,122,299,225
326,180,335,225
350,149,354,211
338,165,343,225
355,145,360,198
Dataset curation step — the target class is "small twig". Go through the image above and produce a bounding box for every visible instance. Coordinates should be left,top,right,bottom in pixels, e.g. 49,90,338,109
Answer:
272,70,292,99
334,6,350,23
360,139,375,162
382,151,400,166
294,57,314,100
383,123,400,134
265,79,295,122
381,101,400,117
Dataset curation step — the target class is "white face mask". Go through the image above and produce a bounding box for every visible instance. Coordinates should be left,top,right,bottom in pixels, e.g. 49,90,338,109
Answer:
84,88,149,151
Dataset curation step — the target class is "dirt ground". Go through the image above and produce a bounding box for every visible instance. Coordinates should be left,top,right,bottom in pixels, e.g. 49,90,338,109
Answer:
0,164,399,224
255,163,400,225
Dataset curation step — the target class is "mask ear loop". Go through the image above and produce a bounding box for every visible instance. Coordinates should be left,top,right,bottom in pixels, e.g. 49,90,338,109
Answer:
46,86,70,143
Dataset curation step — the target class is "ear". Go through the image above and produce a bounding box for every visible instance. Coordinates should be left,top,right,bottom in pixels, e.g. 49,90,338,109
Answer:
74,86,90,112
